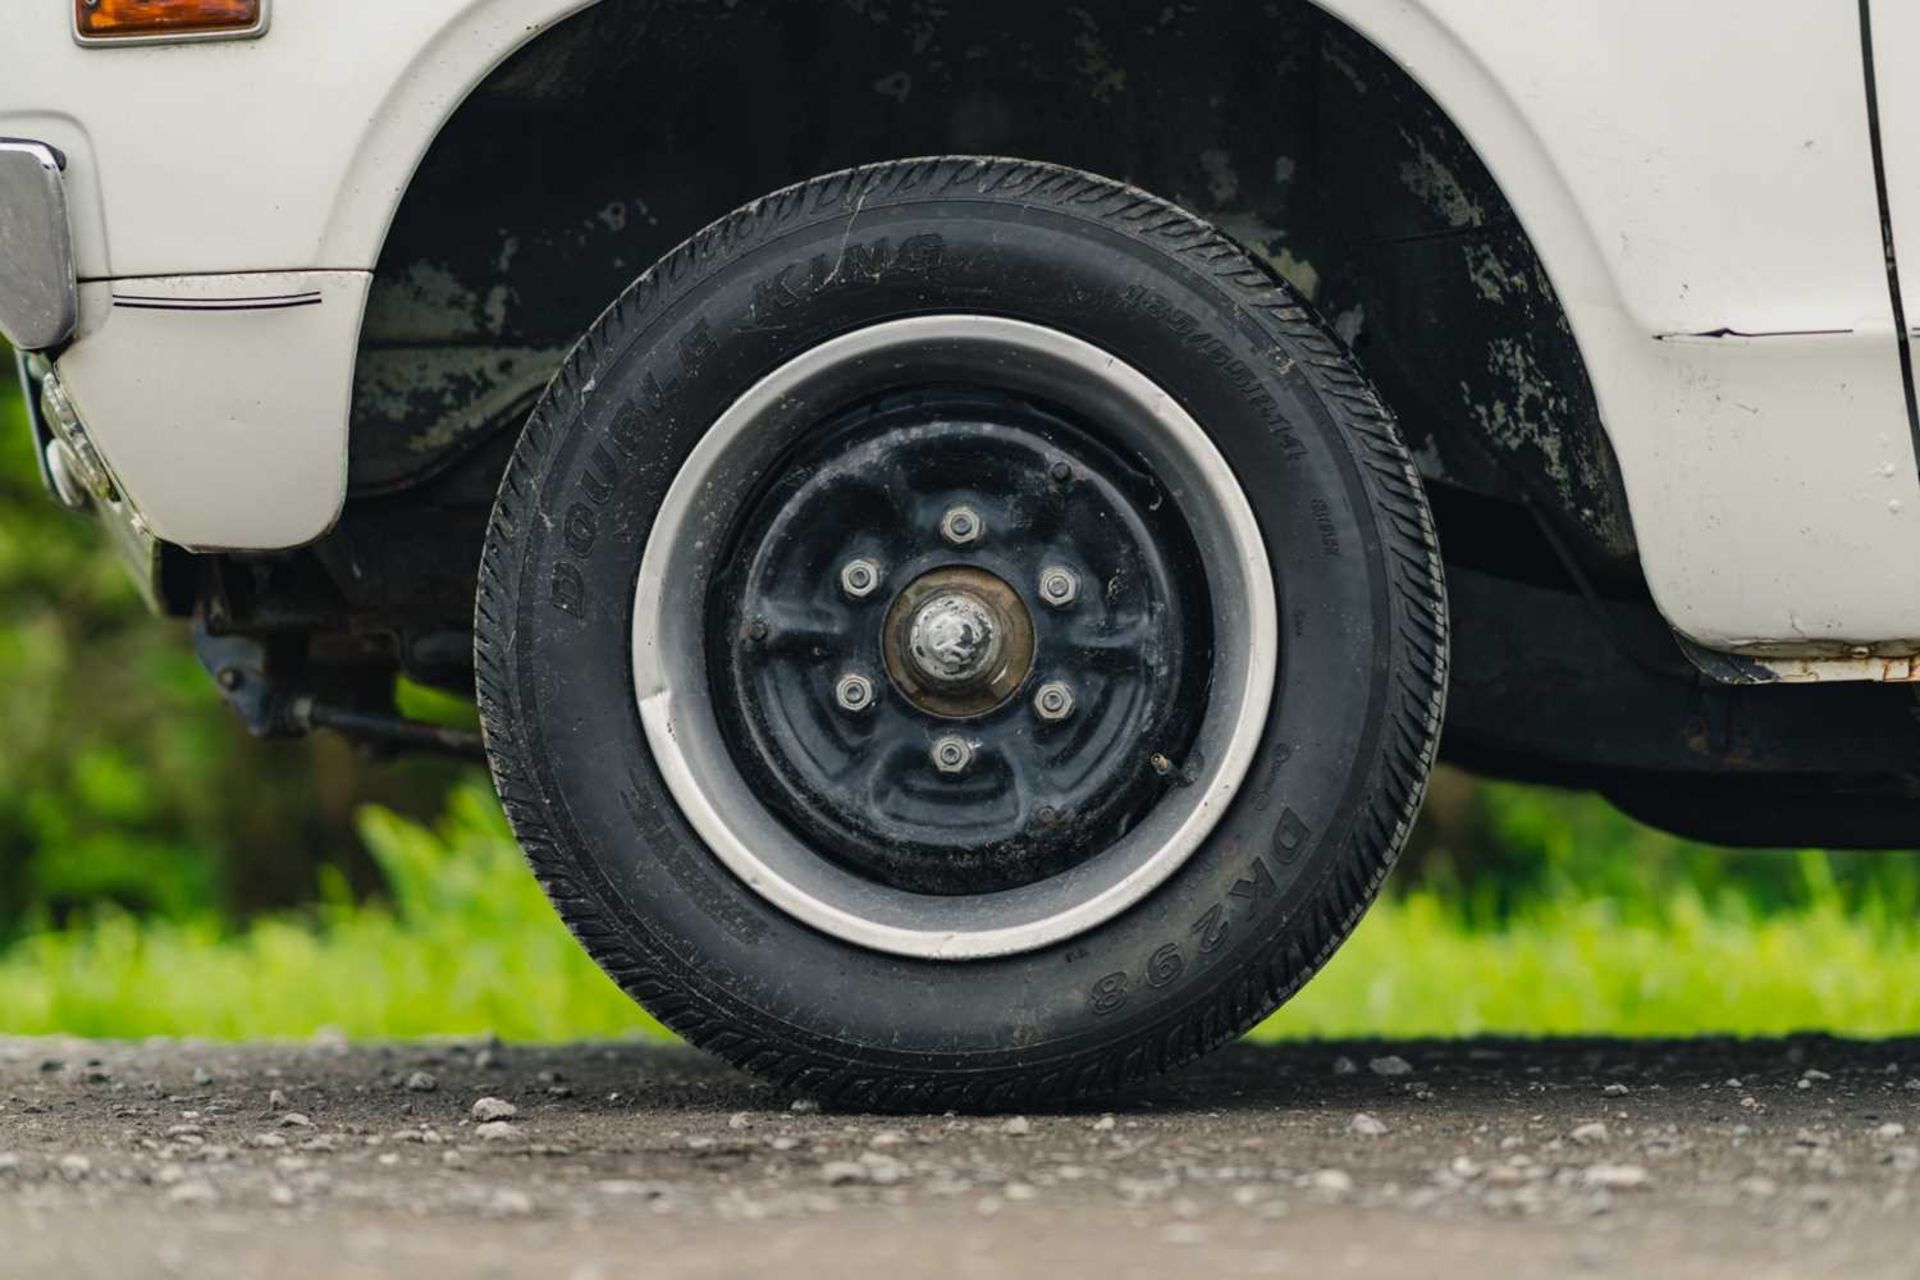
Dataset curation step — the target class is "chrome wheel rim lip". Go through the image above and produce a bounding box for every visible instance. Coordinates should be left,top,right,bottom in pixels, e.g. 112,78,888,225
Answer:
632,315,1277,960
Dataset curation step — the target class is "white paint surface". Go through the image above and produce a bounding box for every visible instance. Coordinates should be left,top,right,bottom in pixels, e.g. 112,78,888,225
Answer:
0,0,595,277
55,273,369,550
1869,2,1920,357
1318,0,1920,651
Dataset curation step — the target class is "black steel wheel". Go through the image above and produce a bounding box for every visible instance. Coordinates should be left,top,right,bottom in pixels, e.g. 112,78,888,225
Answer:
712,385,1215,896
477,158,1446,1107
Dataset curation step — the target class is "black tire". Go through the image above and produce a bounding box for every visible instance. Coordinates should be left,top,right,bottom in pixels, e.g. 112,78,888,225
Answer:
475,157,1446,1109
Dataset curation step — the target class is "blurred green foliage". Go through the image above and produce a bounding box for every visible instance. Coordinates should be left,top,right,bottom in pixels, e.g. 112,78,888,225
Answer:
0,784,661,1040
2,777,1915,1042
1403,768,1920,926
0,339,458,939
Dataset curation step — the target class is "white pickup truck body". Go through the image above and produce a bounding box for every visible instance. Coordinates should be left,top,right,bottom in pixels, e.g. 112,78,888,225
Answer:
6,1,1920,668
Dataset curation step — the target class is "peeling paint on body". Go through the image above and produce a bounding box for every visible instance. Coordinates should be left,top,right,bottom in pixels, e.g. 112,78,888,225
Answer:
1467,338,1574,487
1397,142,1487,229
355,0,1635,575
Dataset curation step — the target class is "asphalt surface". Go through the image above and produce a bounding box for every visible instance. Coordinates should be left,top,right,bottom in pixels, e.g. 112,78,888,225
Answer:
2,1034,1916,1279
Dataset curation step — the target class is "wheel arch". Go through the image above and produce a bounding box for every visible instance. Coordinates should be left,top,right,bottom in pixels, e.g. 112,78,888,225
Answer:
341,0,1642,583
313,0,601,269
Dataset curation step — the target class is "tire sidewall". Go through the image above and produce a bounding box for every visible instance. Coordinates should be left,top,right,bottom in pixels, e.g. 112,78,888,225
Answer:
486,167,1417,1077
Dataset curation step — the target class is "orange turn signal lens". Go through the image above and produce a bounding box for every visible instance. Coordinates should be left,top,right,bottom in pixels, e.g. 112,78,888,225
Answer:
74,0,262,39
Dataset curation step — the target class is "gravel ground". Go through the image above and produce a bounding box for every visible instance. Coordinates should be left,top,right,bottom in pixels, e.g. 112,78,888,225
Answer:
2,1034,1916,1278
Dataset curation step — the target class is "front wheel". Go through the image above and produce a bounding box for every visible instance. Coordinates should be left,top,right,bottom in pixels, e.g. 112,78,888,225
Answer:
476,157,1446,1108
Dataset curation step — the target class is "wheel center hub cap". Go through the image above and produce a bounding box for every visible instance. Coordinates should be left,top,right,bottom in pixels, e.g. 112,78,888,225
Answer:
907,591,1002,687
882,565,1036,718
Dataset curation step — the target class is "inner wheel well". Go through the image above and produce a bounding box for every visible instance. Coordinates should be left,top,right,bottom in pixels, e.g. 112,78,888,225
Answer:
346,0,1634,590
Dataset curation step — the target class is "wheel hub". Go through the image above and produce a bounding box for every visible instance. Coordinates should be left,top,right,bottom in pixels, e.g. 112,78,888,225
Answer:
884,566,1034,717
708,384,1215,895
908,592,996,684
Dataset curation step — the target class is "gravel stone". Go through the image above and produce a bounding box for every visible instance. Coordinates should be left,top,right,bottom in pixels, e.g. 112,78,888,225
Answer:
470,1097,518,1123
487,1188,535,1217
821,1160,869,1185
1309,1169,1355,1196
1368,1056,1414,1077
404,1072,439,1094
1583,1164,1650,1190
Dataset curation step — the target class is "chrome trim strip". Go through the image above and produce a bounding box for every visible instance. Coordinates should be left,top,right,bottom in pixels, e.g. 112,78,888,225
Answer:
0,140,77,351
71,0,271,47
111,291,323,312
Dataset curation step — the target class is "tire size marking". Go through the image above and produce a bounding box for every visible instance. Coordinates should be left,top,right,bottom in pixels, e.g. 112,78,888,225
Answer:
1117,284,1308,463
1311,497,1342,557
1085,838,1298,1015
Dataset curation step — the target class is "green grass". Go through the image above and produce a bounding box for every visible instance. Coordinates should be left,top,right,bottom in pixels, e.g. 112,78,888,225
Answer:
1262,885,1920,1040
2,780,1916,1043
0,787,662,1042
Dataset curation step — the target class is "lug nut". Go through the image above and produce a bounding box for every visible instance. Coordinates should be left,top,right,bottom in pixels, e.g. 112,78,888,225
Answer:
840,557,882,599
930,735,974,774
1037,566,1081,608
834,673,877,713
939,505,984,546
1033,680,1076,722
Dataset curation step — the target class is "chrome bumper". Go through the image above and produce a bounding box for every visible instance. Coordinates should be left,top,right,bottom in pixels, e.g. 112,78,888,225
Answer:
0,138,77,351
